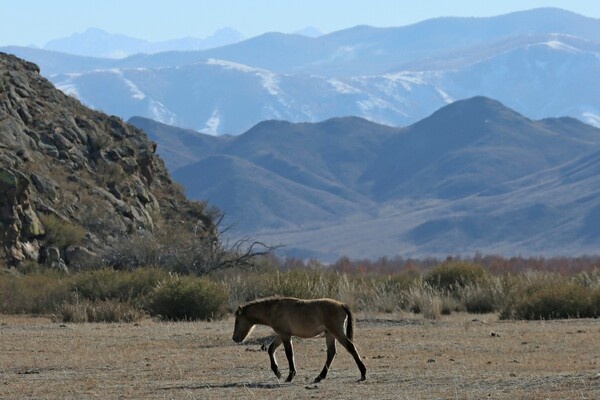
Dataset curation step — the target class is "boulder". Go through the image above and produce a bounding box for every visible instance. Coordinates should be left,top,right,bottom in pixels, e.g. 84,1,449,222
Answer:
45,247,68,273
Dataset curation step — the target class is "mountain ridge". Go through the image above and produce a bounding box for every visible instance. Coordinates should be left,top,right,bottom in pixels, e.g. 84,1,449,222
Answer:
131,96,600,260
43,27,245,58
3,8,600,134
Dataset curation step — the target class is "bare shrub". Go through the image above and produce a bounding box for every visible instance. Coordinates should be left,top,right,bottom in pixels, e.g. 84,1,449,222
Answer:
262,268,342,299
405,282,457,319
101,215,277,276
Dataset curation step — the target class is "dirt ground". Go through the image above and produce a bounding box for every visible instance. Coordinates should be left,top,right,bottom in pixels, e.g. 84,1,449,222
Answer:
0,312,598,399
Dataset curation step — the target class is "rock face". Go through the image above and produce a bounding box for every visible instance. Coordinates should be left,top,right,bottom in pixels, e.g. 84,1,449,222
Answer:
0,53,214,268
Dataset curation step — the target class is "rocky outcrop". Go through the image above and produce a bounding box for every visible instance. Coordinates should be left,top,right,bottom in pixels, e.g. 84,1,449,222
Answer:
0,53,215,268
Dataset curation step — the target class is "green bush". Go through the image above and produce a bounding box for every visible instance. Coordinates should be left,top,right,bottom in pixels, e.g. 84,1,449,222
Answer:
144,275,228,321
0,270,70,314
424,262,489,293
70,268,168,302
500,281,598,320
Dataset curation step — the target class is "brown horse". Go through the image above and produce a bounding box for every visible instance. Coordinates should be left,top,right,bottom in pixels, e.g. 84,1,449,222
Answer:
232,297,367,383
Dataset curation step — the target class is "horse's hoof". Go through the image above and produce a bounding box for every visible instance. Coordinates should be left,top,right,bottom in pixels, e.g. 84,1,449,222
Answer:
313,377,323,383
357,375,367,382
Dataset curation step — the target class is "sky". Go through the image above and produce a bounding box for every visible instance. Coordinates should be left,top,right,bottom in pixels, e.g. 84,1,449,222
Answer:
2,0,600,47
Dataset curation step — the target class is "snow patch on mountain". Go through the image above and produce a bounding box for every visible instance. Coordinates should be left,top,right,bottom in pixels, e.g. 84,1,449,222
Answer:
541,40,581,53
357,96,394,113
148,100,177,126
582,111,600,127
436,88,454,104
328,79,361,94
206,58,281,95
261,74,281,96
107,69,146,100
55,82,80,99
204,108,221,135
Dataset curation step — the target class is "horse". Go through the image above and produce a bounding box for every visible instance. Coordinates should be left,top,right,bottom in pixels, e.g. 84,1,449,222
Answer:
232,296,367,383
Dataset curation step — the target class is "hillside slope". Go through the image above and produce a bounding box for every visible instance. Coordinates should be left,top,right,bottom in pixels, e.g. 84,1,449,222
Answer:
0,53,214,268
134,97,600,260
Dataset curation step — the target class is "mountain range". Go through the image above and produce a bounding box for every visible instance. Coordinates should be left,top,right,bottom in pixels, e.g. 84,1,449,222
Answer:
43,27,245,58
2,8,600,135
3,7,600,261
130,97,600,261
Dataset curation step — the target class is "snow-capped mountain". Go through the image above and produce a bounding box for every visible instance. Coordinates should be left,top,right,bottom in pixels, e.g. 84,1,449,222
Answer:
49,58,450,134
3,8,600,134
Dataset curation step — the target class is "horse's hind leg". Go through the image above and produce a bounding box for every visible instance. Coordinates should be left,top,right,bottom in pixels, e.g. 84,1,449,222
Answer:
268,336,283,379
314,333,336,383
282,337,297,382
337,335,367,381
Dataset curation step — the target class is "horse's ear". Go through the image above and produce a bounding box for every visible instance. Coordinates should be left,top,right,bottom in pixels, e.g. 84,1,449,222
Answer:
235,306,242,316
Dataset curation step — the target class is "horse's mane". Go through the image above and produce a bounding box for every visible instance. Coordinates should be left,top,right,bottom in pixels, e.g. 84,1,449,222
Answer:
242,296,285,309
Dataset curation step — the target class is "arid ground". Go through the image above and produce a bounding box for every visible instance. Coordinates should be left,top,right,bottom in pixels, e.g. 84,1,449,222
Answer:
1,313,598,399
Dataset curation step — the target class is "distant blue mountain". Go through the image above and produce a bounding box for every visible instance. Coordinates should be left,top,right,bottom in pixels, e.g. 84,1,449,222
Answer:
130,97,600,260
43,27,244,58
3,8,600,134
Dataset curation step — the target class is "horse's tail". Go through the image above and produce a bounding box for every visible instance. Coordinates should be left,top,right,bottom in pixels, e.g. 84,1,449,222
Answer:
342,304,354,341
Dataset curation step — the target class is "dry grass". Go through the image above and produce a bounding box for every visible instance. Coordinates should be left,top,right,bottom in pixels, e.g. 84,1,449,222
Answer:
0,313,598,399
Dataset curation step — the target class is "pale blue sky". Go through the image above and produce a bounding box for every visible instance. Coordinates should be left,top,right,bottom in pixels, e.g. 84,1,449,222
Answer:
3,0,600,47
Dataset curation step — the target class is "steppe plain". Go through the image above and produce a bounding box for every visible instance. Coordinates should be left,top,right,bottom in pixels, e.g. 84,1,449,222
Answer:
1,313,598,399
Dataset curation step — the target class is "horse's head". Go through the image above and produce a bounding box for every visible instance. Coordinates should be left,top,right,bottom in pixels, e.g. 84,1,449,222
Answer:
232,305,254,343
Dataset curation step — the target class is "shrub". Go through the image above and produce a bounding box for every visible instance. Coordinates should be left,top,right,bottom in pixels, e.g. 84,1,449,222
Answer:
145,275,228,321
262,268,342,300
424,262,489,293
500,280,597,320
220,270,272,310
59,299,145,323
39,213,86,250
405,282,458,319
70,268,168,303
0,270,70,314
457,278,502,314
351,273,417,313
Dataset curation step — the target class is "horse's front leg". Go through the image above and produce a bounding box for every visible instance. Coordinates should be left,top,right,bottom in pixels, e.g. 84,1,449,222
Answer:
267,335,283,379
282,337,296,382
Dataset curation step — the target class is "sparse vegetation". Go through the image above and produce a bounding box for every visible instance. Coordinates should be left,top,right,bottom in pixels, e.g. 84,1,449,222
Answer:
59,299,145,323
1,255,598,322
38,213,86,250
